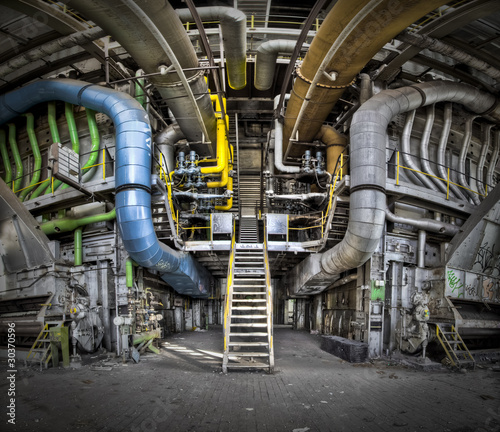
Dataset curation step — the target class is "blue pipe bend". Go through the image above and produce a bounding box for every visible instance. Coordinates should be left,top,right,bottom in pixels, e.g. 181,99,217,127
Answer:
0,79,210,297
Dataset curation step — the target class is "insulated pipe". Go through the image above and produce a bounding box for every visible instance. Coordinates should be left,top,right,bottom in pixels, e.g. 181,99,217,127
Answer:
0,79,212,297
401,110,435,189
283,0,447,146
420,104,444,193
74,227,83,266
173,192,227,200
254,40,298,91
126,257,135,288
81,109,100,182
274,94,300,174
315,125,347,175
319,80,498,279
397,31,500,82
201,118,228,176
477,123,493,197
43,101,63,194
436,103,466,200
206,144,231,188
0,130,11,185
135,69,147,109
7,123,22,193
74,0,216,146
215,174,233,211
155,123,184,176
385,208,459,236
176,6,247,90
418,230,426,268
0,26,107,78
60,103,80,190
487,130,500,189
458,116,481,205
19,114,42,201
41,208,116,235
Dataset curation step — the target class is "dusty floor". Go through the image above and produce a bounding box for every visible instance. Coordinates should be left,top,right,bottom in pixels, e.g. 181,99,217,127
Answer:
1,327,499,432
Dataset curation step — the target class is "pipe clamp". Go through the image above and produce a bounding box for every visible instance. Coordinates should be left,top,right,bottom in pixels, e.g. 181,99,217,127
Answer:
296,66,356,89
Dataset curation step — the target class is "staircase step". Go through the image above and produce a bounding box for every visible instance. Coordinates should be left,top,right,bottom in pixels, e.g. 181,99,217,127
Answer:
228,341,269,346
229,332,268,336
232,306,266,310
226,363,270,369
230,323,268,327
232,292,266,295
230,315,268,319
228,352,270,357
232,299,266,303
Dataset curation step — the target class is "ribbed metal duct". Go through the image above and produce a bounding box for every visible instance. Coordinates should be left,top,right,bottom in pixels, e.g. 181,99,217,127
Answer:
285,80,500,295
74,0,217,150
0,79,213,297
283,0,447,151
254,40,298,91
176,7,247,90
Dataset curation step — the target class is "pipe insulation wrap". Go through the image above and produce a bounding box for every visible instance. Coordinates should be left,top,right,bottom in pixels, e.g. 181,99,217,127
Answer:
176,7,247,90
0,79,211,297
254,40,299,91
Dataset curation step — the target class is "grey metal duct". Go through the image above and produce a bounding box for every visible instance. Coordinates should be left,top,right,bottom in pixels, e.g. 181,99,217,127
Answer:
487,130,500,189
285,80,500,296
458,116,481,205
176,7,247,90
420,104,445,193
155,123,185,175
74,0,217,151
0,27,107,79
254,40,299,91
385,208,459,236
477,124,493,197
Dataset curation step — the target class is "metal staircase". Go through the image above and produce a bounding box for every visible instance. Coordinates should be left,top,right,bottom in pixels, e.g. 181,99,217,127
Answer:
435,324,475,369
25,321,64,370
239,215,259,243
223,240,274,373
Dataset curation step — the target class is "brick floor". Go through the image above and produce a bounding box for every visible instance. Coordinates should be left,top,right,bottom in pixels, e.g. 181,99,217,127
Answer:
1,327,499,432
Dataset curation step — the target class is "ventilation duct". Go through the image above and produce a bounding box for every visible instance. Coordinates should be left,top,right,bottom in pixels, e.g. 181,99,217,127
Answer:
0,79,213,297
254,40,298,91
285,80,500,296
74,0,217,153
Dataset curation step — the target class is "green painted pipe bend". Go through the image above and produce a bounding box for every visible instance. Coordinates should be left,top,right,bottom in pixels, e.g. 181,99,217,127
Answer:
19,113,42,201
81,108,100,182
7,123,23,193
40,208,116,235
135,70,147,109
45,101,64,194
61,103,80,190
0,129,12,185
126,257,137,288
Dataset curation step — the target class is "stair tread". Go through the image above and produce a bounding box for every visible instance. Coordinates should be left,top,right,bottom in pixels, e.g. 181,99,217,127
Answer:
228,352,270,357
228,342,269,346
232,299,266,302
232,292,266,295
226,363,270,368
230,315,268,319
229,332,268,336
230,323,268,327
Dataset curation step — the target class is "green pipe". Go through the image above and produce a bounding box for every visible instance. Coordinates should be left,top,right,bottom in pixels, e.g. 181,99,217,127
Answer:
40,208,116,235
42,214,50,223
135,70,147,109
126,257,135,288
74,227,83,266
7,123,23,193
61,103,80,190
45,101,64,194
19,113,42,201
0,130,12,185
81,108,100,182
58,209,66,218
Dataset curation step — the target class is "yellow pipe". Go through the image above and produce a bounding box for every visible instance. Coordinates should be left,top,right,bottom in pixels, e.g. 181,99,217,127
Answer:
201,118,227,175
215,173,233,210
315,125,347,175
283,0,447,146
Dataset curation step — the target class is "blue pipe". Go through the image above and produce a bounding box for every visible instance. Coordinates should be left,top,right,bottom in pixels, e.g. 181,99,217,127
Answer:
0,79,211,297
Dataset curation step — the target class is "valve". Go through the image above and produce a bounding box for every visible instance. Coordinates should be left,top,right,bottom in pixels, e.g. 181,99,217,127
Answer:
301,150,313,174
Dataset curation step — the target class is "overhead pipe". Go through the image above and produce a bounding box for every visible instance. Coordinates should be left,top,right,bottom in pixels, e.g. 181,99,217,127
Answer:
44,101,65,194
273,95,300,174
0,26,107,79
81,109,101,183
19,113,42,201
7,123,22,193
155,123,184,176
60,103,80,190
283,0,447,147
74,0,217,148
420,104,445,193
457,116,481,205
176,6,247,90
0,79,213,297
41,208,117,235
286,80,500,294
436,103,466,200
487,130,500,189
397,31,500,82
0,130,11,185
254,40,300,91
385,208,459,236
477,123,494,197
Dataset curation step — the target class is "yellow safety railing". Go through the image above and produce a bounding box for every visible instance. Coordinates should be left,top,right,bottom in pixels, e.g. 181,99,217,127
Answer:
184,17,322,31
263,219,274,372
395,151,488,199
223,224,236,352
81,148,108,181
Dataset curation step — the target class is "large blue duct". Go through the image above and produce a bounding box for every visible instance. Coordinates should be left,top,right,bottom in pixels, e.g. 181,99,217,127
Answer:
0,79,212,297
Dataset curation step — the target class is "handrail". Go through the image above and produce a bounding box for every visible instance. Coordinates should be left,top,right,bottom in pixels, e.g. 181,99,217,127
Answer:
223,224,236,354
395,150,489,199
451,324,475,364
435,324,457,367
263,218,274,372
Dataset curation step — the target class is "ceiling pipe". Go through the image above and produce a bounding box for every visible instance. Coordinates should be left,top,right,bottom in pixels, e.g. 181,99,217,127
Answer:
477,123,494,197
155,123,184,176
283,0,447,148
254,40,302,91
176,6,247,90
0,79,212,298
74,0,217,151
285,80,500,295
487,130,500,190
457,115,481,205
385,207,459,236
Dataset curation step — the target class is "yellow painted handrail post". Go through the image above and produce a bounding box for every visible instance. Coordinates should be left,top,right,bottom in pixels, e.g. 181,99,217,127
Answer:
51,177,54,194
176,210,179,238
251,14,255,29
315,18,319,31
396,151,400,185
340,153,343,180
447,168,450,200
286,214,289,243
102,148,106,180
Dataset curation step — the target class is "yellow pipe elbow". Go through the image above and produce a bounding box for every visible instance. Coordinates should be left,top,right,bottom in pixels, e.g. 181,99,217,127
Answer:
215,174,233,211
201,118,227,175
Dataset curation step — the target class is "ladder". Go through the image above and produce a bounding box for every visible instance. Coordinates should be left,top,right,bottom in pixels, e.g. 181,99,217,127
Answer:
25,321,64,371
223,241,274,373
435,324,475,369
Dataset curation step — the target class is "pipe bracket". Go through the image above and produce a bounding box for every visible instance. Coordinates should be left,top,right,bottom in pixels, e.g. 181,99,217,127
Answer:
296,66,356,89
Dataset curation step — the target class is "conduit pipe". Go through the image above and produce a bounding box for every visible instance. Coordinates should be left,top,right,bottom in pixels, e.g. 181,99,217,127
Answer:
60,103,80,190
417,230,426,268
45,101,64,194
283,0,447,147
287,80,500,294
41,208,116,235
398,31,500,82
0,130,11,185
176,6,247,90
315,125,347,175
0,26,107,78
7,123,22,193
487,131,500,189
0,79,212,297
74,0,216,147
215,174,233,211
81,109,100,183
74,227,83,266
273,95,300,174
420,104,445,193
19,114,42,201
458,116,481,205
385,208,459,236
155,123,184,176
477,123,493,197
254,40,299,91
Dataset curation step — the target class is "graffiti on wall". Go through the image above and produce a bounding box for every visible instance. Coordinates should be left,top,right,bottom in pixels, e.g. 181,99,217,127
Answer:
447,268,500,303
447,269,464,298
474,242,500,276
